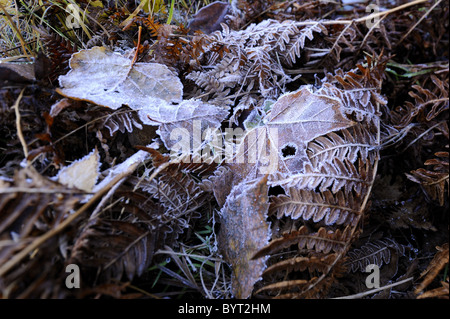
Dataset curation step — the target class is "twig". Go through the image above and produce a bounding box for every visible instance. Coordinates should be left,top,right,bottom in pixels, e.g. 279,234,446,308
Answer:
12,88,28,161
354,0,427,23
285,0,429,27
398,0,442,44
333,277,414,299
119,0,149,30
131,26,142,66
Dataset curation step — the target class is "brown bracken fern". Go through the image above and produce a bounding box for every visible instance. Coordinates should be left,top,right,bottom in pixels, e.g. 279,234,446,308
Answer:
251,55,387,298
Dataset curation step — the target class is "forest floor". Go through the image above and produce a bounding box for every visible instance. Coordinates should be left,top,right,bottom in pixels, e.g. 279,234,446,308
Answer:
0,0,448,299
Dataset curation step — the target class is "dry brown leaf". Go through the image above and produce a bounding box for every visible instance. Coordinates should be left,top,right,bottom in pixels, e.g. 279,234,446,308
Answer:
187,1,229,34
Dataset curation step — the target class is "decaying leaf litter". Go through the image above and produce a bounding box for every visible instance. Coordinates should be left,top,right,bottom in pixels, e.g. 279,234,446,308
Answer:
0,0,448,299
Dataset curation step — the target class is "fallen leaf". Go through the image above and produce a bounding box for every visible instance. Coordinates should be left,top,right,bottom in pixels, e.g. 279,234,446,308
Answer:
140,98,228,151
187,1,229,34
0,60,35,83
56,47,227,150
56,46,183,109
49,98,72,118
218,175,271,298
230,85,356,180
55,148,100,192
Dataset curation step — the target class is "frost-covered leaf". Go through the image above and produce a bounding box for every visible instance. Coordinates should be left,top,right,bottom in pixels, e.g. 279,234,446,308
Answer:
56,46,183,109
56,47,229,149
218,176,271,298
266,86,355,143
266,85,356,175
232,85,355,180
139,99,228,151
55,148,100,192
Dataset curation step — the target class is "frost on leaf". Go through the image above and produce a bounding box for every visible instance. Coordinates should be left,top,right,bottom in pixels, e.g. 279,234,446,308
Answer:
54,148,100,192
231,85,355,181
56,47,229,149
56,46,183,110
218,176,271,299
140,98,228,151
266,86,356,173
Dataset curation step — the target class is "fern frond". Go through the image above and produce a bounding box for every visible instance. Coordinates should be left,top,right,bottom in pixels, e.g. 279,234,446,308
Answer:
253,225,352,259
269,157,374,195
186,19,327,105
415,243,449,297
262,253,339,277
307,124,378,168
69,190,158,282
104,109,143,135
347,238,407,273
37,28,78,84
256,254,346,298
406,152,449,206
269,189,360,226
409,75,449,122
250,55,385,298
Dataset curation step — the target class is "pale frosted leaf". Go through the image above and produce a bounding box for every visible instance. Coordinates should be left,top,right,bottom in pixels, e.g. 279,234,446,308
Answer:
231,85,355,179
56,46,183,109
139,98,229,151
55,148,100,192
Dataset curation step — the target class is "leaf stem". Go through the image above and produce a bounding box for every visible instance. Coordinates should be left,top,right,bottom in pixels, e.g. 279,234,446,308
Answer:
132,26,142,66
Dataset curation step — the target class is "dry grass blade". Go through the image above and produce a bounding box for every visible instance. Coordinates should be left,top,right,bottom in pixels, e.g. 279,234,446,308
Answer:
12,88,28,160
157,245,200,291
0,2,32,59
